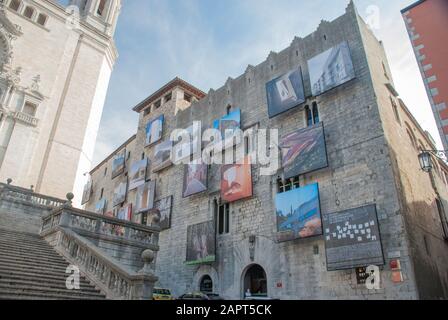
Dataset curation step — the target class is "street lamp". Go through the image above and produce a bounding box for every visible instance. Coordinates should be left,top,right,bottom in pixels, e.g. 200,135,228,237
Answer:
418,151,432,173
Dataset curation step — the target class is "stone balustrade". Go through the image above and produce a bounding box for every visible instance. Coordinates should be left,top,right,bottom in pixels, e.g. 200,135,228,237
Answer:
41,206,160,300
13,111,39,127
0,182,66,208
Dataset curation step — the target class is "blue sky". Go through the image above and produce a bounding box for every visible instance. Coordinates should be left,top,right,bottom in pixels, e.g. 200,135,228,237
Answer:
60,0,438,165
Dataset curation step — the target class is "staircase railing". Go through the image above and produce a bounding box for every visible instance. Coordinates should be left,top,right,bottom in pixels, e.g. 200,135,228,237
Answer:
41,206,160,300
0,182,66,208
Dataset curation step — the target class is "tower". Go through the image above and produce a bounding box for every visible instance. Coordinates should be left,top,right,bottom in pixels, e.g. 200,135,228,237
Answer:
0,0,121,206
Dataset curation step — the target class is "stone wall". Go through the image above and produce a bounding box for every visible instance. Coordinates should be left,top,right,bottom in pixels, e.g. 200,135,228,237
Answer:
84,2,448,300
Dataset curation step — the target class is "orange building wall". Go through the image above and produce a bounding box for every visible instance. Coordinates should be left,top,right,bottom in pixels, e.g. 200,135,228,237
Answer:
402,0,448,149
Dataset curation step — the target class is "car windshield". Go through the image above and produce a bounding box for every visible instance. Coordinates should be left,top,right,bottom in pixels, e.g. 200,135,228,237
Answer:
154,289,170,295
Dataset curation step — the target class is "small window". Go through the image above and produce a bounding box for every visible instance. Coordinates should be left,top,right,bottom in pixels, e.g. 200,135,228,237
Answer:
23,6,35,19
141,152,145,160
100,188,104,200
154,100,161,109
9,0,21,12
390,97,401,124
277,176,300,193
97,0,107,16
312,102,320,125
226,105,232,115
305,105,313,127
143,106,151,116
37,13,48,26
127,151,131,160
184,92,192,103
164,92,172,103
22,102,37,117
104,167,108,176
216,201,230,235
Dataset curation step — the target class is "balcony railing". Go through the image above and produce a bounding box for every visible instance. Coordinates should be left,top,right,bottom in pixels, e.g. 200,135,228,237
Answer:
0,182,66,208
14,111,38,127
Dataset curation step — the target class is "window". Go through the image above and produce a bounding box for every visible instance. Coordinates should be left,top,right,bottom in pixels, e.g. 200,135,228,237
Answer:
164,92,172,103
127,151,131,160
154,99,161,109
144,106,151,116
216,201,230,235
405,123,418,150
390,97,401,124
184,92,192,103
312,102,320,125
100,188,104,200
141,152,145,160
23,6,35,19
226,105,232,115
9,0,21,12
104,166,108,176
382,61,390,80
305,102,320,127
277,176,300,193
37,13,47,26
22,102,37,117
97,0,107,16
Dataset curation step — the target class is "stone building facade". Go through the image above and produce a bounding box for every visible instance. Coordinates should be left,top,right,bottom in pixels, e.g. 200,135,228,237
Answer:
84,2,448,299
0,0,121,206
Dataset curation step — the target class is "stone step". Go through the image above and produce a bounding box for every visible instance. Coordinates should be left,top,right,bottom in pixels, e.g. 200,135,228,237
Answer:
0,228,42,239
0,277,100,292
0,232,43,243
0,242,66,257
0,271,94,288
0,258,69,273
0,261,77,277
0,247,68,263
0,283,105,298
0,253,69,269
0,236,57,249
0,289,106,300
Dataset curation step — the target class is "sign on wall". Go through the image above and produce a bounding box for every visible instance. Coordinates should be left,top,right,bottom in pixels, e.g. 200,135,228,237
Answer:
111,148,126,179
276,183,323,242
221,156,253,203
183,164,208,198
81,178,92,205
129,158,148,191
186,221,216,265
135,180,156,213
280,123,328,179
153,140,173,172
322,204,385,271
213,109,241,139
95,199,107,215
112,176,128,207
266,67,306,118
308,41,355,96
155,196,173,230
117,203,132,222
145,115,164,146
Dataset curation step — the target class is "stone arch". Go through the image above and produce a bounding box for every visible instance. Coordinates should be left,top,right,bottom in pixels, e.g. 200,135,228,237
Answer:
241,263,268,298
192,265,220,293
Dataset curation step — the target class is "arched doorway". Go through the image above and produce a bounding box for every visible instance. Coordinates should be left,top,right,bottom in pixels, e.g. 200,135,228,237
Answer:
243,264,267,298
199,275,213,293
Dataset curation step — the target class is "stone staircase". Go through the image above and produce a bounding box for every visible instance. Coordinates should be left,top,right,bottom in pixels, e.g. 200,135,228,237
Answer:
0,228,106,300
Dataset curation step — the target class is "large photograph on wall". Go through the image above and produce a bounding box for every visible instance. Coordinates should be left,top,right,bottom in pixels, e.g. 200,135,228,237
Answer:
145,115,164,146
95,199,107,215
308,41,355,96
183,164,208,198
153,140,173,172
280,123,328,179
221,157,252,203
113,177,128,207
172,124,201,164
111,148,126,179
276,183,322,242
81,179,92,205
186,221,216,265
135,181,156,213
213,109,241,139
266,67,306,118
117,204,132,222
322,204,385,271
154,196,173,230
129,158,148,191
